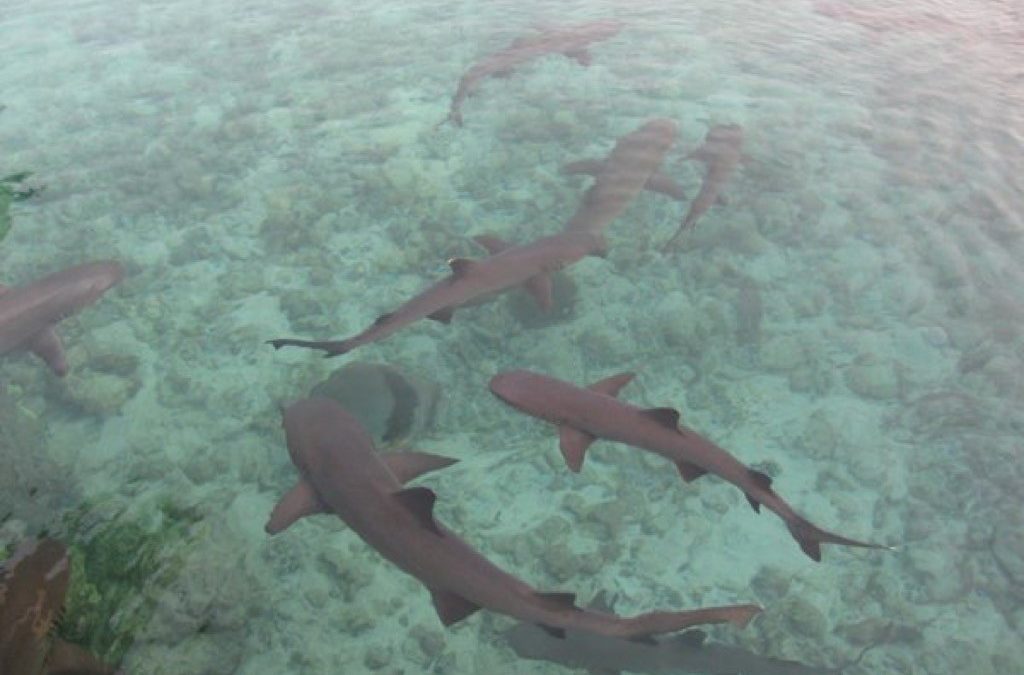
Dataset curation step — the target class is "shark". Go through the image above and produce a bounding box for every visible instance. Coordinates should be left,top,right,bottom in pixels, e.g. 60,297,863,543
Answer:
507,592,867,675
663,124,745,250
268,230,605,357
489,370,890,562
266,397,763,639
563,118,680,235
1,538,119,674
442,19,624,127
562,160,686,202
0,260,123,375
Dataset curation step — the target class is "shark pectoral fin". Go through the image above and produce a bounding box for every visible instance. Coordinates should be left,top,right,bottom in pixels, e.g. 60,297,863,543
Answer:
427,306,456,324
430,588,480,626
27,327,68,376
45,638,116,674
640,407,682,430
524,273,554,312
587,372,636,397
393,486,442,535
447,257,478,279
266,479,327,535
383,451,459,484
559,425,596,472
473,233,512,255
675,460,708,483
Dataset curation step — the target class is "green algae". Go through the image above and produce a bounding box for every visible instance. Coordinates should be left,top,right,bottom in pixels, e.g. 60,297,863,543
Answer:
56,496,206,665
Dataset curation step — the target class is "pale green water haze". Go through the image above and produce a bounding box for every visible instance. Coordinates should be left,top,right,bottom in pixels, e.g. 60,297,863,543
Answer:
1,0,1022,673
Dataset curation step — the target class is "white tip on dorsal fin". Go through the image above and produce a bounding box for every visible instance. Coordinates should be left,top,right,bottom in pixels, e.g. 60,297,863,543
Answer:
473,234,512,255
587,372,635,398
447,257,478,279
383,451,458,485
393,486,442,535
641,407,681,430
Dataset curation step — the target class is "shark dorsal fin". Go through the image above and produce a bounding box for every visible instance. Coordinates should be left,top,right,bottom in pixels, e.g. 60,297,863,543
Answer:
430,588,480,626
447,257,477,279
27,327,68,376
745,469,774,514
393,487,442,535
427,306,455,324
641,407,681,429
587,372,635,397
383,451,458,484
373,312,395,326
473,234,512,255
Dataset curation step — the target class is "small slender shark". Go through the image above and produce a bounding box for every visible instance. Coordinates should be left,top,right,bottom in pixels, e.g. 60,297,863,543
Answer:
0,260,123,375
663,124,744,250
442,20,624,127
266,397,762,639
268,230,605,357
1,538,119,674
489,370,890,562
507,594,862,675
563,119,680,235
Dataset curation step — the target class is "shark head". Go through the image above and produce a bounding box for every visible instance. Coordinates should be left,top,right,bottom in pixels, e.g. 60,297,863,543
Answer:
0,538,71,675
69,261,124,309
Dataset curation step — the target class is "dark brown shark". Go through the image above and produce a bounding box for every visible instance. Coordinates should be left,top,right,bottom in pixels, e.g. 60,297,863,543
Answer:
268,230,605,357
442,20,624,127
563,119,679,235
1,538,119,675
663,124,744,249
266,397,762,639
489,370,890,562
0,260,123,375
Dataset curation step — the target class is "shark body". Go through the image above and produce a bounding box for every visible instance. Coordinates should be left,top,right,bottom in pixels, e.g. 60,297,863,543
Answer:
443,20,623,127
267,397,762,639
563,119,679,235
663,124,744,249
0,260,123,375
1,538,119,674
268,230,605,357
489,369,889,561
508,622,841,675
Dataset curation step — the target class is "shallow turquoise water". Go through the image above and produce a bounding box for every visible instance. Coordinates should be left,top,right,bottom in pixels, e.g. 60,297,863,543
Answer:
1,0,1022,673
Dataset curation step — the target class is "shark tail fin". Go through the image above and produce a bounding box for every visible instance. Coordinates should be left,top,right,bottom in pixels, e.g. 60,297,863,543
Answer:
266,338,354,357
786,514,892,563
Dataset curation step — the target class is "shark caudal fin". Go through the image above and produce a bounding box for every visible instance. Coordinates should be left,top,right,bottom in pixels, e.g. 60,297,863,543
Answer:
617,603,762,640
786,514,892,563
266,338,353,357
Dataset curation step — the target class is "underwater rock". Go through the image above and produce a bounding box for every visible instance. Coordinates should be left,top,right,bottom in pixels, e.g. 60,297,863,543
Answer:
760,336,804,372
310,362,440,448
60,370,139,416
844,354,902,400
0,385,75,529
991,510,1024,590
776,595,827,640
